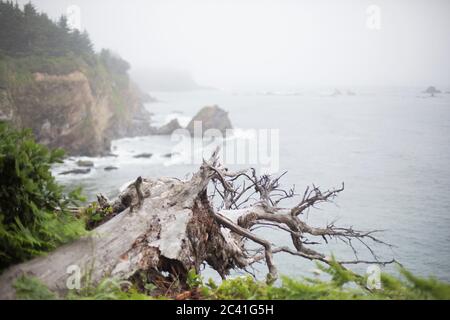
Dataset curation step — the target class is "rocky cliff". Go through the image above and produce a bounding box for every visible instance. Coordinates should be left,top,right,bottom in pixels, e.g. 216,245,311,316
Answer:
0,66,151,156
0,1,157,156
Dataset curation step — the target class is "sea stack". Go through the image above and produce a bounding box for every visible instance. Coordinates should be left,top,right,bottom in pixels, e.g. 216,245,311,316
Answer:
186,105,233,137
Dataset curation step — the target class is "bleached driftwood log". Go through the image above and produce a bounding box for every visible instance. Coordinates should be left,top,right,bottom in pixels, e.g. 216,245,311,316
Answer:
0,148,394,299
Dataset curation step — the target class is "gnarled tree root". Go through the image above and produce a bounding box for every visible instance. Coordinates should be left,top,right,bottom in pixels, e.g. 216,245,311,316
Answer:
0,149,395,299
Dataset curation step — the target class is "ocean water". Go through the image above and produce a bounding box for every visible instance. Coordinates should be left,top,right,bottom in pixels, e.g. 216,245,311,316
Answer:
54,87,450,282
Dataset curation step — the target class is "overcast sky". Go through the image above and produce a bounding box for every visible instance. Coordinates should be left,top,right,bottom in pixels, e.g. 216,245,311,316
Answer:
18,0,450,89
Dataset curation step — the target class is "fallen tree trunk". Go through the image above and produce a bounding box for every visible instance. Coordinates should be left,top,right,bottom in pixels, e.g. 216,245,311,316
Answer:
0,148,394,299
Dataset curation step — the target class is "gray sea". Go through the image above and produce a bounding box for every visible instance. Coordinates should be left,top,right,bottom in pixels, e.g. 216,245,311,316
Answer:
53,87,450,282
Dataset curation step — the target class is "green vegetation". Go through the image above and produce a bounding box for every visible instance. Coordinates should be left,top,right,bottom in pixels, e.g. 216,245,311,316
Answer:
82,201,114,230
197,263,450,300
13,262,450,300
0,1,93,59
14,275,151,300
0,1,132,98
99,49,130,75
0,122,86,270
0,2,138,272
66,278,150,300
13,275,57,300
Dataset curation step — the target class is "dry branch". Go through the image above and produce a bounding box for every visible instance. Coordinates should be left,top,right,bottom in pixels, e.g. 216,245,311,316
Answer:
0,148,395,299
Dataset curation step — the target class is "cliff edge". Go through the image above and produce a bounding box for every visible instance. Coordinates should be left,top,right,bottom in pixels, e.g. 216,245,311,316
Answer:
0,2,152,156
0,63,151,156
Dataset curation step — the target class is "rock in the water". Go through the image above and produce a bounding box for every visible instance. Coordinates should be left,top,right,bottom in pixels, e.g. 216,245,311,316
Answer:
105,153,119,158
133,153,153,159
162,152,179,158
104,166,118,171
59,168,91,175
76,160,94,167
155,119,182,135
423,86,441,96
186,105,232,137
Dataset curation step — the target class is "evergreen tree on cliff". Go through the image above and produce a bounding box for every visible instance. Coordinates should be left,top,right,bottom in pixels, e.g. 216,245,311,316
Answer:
0,1,94,57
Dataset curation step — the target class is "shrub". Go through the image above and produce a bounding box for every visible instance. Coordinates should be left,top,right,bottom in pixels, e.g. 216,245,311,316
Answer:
13,275,56,300
14,262,450,300
0,122,86,270
198,263,450,300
